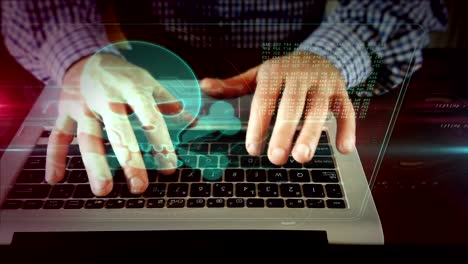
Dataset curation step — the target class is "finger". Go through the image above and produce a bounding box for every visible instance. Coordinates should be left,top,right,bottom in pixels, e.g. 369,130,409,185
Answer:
199,66,258,98
128,96,177,175
153,81,196,126
292,94,330,163
77,107,113,196
268,77,308,165
102,104,149,194
332,95,356,154
45,115,76,184
245,65,283,156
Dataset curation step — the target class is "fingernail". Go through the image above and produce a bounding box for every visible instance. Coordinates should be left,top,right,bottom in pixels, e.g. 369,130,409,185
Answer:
271,147,286,161
246,143,261,156
130,177,144,194
293,144,311,159
93,180,110,195
344,139,355,152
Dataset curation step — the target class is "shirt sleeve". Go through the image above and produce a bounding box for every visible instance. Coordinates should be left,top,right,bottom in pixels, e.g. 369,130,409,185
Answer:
1,0,118,87
296,0,448,96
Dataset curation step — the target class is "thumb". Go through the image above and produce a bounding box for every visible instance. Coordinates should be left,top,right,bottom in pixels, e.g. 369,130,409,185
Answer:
199,66,259,98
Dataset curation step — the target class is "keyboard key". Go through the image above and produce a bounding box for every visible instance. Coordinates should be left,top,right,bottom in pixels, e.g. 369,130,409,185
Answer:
2,200,23,209
68,170,88,183
247,198,264,208
24,157,46,169
17,170,45,183
241,156,260,167
176,143,189,154
145,170,158,182
22,200,43,209
157,172,180,182
235,183,256,197
64,200,84,209
40,130,51,138
8,185,51,199
283,157,303,168
69,157,85,169
304,157,335,169
202,169,223,181
227,198,245,208
210,143,229,154
289,170,310,182
187,198,205,208
218,130,246,142
224,169,244,182
99,184,122,198
49,184,75,198
179,155,198,168
257,184,279,197
31,145,47,156
286,199,305,208
147,199,165,208
213,183,234,197
230,144,248,155
190,143,209,154
246,169,266,182
266,199,284,208
73,184,95,198
43,200,64,209
167,198,185,208
226,156,240,168
326,199,346,208
85,199,105,209
190,183,211,197
261,156,281,168
68,145,81,155
167,183,189,197
306,199,325,208
144,183,166,197
120,186,143,198
280,184,302,197
302,184,325,198
311,170,339,183
199,156,219,168
112,170,127,183
180,169,201,182
126,199,145,208
315,144,332,156
319,132,328,144
207,198,225,208
105,199,125,209
267,169,288,182
325,184,343,198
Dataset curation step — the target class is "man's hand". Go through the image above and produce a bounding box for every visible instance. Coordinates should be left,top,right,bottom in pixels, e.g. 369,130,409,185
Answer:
46,54,190,196
200,51,356,165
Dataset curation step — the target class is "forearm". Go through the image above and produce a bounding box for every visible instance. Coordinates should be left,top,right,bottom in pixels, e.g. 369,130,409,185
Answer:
297,0,448,96
1,0,115,87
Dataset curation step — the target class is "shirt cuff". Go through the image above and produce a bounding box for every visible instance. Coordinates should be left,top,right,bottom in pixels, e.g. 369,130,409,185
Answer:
296,24,373,89
38,25,120,87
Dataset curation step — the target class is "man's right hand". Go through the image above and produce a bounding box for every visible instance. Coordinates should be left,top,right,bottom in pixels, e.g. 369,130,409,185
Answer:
45,54,192,196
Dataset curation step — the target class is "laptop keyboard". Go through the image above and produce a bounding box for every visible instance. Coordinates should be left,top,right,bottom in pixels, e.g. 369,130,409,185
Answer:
2,130,346,210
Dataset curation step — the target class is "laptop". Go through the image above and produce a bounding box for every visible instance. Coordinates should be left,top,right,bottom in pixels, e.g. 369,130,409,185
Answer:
0,23,420,245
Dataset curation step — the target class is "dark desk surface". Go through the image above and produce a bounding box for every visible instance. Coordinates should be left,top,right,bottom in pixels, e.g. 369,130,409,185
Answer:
0,46,467,257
